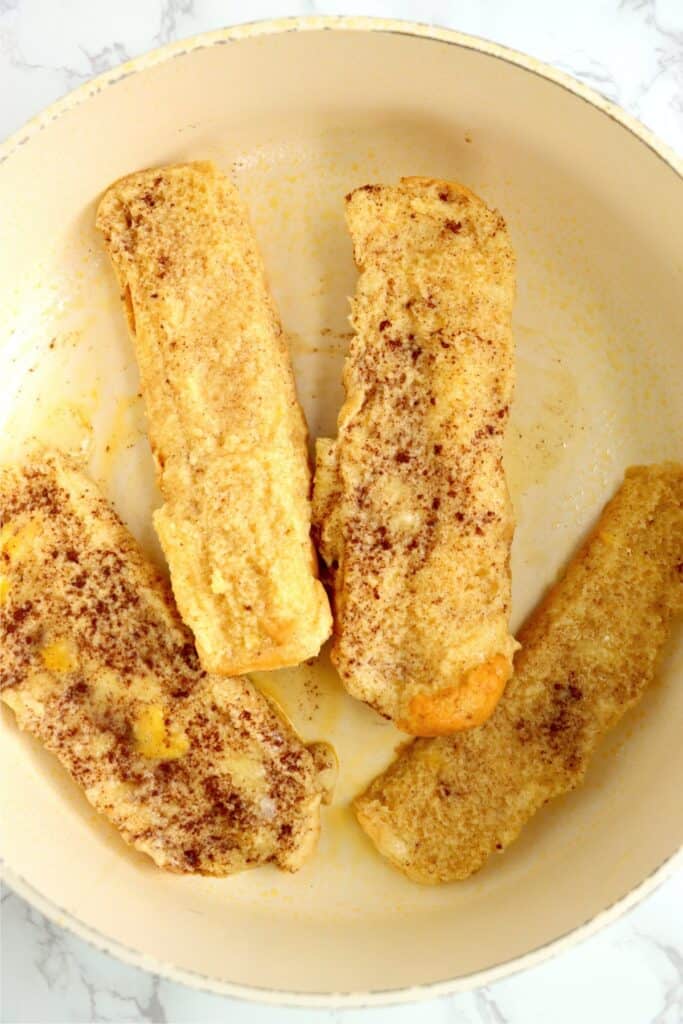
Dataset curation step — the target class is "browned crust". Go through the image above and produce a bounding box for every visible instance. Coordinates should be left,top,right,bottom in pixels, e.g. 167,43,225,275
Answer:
355,463,683,882
0,451,326,875
96,161,331,676
313,176,517,733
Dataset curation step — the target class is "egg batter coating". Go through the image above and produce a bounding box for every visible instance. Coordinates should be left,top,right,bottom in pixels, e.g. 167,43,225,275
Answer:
97,162,331,675
355,464,683,882
314,177,517,734
0,452,331,875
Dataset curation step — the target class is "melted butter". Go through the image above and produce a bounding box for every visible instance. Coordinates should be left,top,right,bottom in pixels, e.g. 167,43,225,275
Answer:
40,640,76,674
318,801,388,870
505,339,579,498
40,404,94,458
2,399,96,464
133,705,189,761
286,331,318,357
251,645,403,806
252,651,349,745
0,520,40,561
99,393,146,487
320,803,360,859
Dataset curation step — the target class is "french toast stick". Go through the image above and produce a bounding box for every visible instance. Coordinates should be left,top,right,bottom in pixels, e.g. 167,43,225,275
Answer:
96,162,331,675
355,464,683,883
313,177,517,734
0,452,330,875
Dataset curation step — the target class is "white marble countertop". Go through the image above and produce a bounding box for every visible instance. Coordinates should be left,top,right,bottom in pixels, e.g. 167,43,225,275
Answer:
0,1,681,1022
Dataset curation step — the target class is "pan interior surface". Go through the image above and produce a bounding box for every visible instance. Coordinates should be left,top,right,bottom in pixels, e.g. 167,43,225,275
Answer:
0,24,681,1000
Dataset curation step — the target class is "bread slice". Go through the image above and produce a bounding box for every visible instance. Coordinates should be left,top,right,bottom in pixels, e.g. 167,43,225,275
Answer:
313,177,517,735
96,162,331,675
355,464,683,883
0,452,331,875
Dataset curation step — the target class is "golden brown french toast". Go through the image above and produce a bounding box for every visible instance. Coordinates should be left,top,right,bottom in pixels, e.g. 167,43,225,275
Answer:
355,464,683,883
313,177,517,735
97,161,331,676
0,452,331,875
